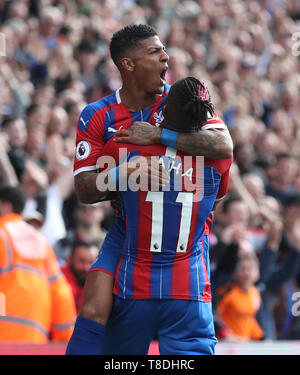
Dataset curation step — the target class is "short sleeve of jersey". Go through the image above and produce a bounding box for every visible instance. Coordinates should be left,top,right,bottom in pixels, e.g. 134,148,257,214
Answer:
216,169,229,199
201,112,227,131
102,140,140,169
73,103,105,176
216,162,232,199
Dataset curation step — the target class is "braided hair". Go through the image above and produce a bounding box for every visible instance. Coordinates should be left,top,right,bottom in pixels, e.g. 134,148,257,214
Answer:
167,77,215,133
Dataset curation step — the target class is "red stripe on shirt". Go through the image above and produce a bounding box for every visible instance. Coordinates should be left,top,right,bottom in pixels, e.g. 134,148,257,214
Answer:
113,255,123,296
171,253,191,299
200,238,211,302
132,191,153,299
111,102,132,131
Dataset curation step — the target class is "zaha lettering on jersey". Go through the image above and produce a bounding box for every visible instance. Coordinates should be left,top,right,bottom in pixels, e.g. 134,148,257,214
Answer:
95,148,204,201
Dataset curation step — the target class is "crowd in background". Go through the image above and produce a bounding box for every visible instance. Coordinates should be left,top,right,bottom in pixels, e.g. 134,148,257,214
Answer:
0,0,300,343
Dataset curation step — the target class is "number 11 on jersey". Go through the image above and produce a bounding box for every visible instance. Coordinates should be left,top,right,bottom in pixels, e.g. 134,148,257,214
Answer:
146,191,194,253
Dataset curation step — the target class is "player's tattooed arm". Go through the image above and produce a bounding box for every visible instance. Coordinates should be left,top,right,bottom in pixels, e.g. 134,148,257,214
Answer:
74,159,170,204
74,170,114,204
175,128,233,159
114,122,233,159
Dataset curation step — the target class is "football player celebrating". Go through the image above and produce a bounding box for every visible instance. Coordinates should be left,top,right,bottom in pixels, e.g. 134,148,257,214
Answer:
66,24,232,355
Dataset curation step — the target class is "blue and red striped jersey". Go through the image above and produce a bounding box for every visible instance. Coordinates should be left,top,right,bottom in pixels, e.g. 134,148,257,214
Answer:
73,85,170,176
73,84,227,176
102,139,232,302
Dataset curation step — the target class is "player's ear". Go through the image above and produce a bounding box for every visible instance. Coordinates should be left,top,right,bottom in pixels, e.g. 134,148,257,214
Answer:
162,104,167,116
120,57,135,72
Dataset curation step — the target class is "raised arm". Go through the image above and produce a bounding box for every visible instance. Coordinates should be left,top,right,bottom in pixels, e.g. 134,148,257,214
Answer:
0,134,19,187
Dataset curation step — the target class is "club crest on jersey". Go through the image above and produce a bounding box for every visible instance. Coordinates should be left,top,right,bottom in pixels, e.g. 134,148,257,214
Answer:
154,110,164,127
76,140,91,160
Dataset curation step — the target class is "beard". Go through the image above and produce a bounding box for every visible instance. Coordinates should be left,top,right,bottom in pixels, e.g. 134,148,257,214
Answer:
70,264,87,287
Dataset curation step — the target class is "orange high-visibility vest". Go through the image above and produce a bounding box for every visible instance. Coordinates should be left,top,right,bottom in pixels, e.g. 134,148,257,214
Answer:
0,213,76,343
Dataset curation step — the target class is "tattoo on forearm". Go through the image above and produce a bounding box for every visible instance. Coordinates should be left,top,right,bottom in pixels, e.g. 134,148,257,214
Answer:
75,171,111,203
176,129,233,159
131,123,162,142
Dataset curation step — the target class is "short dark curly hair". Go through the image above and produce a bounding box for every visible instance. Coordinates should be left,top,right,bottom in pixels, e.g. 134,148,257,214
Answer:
109,24,157,67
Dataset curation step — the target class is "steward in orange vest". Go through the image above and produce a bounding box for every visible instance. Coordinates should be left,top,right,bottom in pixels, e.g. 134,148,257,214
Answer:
0,186,76,343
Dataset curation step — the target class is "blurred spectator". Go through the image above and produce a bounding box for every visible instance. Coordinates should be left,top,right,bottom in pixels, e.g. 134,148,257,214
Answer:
0,185,76,343
1,117,28,178
233,143,265,180
0,132,19,187
75,39,107,94
40,134,74,247
25,103,50,133
210,194,263,278
212,192,300,340
243,173,266,204
265,153,298,204
216,253,264,341
23,209,44,231
61,241,98,314
0,117,48,194
54,201,107,264
47,105,69,138
267,193,300,340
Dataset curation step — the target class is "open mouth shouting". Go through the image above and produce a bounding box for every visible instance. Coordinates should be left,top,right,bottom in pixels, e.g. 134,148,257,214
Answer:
160,66,168,85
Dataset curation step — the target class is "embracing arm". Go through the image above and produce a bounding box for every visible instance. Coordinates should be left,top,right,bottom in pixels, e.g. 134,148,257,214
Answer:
174,128,233,159
115,122,233,159
74,170,113,204
74,156,169,204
